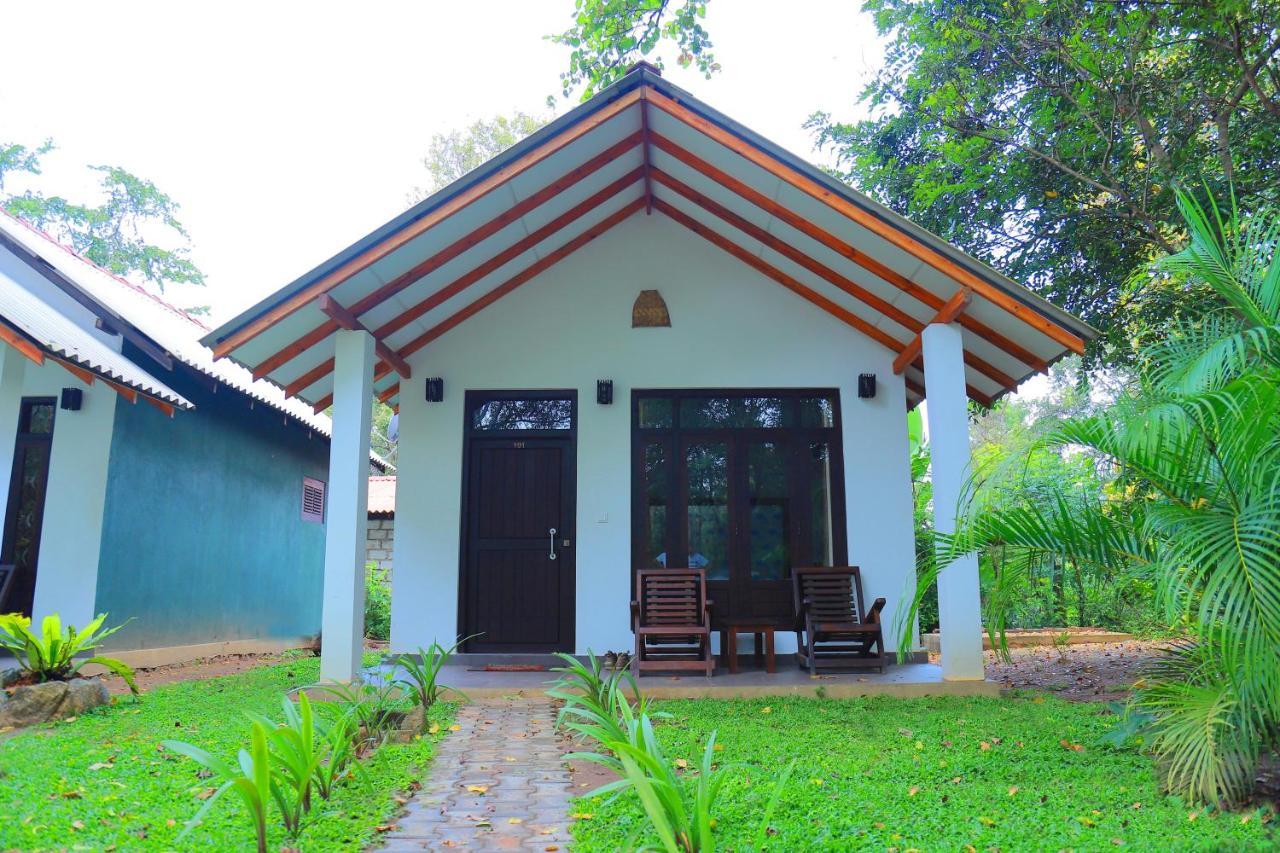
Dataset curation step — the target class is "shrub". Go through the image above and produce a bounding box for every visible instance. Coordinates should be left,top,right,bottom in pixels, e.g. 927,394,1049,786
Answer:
0,612,138,694
364,564,391,641
393,639,466,725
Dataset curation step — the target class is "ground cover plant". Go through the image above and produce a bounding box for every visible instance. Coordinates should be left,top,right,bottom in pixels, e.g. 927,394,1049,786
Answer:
569,696,1276,851
0,654,452,851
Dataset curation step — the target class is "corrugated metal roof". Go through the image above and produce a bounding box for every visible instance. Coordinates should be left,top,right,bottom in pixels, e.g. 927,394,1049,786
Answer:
204,65,1097,410
0,275,191,408
367,475,395,517
0,212,336,434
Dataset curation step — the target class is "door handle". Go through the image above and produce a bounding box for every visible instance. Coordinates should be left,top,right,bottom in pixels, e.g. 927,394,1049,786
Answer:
549,527,557,561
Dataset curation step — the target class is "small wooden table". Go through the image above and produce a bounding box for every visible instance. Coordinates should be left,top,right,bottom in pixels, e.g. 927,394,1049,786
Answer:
719,622,778,674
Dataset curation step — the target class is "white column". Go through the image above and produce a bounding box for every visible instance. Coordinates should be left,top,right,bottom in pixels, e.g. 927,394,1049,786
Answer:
922,322,985,680
320,330,375,682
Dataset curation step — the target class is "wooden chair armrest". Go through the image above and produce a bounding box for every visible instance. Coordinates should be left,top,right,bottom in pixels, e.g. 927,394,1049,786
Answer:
867,597,887,624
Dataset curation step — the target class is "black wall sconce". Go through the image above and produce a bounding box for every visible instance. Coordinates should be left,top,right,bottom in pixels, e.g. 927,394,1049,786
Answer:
597,380,614,405
857,373,877,399
60,388,83,411
424,377,444,402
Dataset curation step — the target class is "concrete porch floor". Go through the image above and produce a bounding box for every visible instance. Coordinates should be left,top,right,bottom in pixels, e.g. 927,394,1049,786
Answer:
366,658,1001,700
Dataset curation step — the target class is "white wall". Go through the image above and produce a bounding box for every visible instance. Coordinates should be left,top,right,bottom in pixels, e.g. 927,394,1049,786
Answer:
390,213,918,654
0,247,121,627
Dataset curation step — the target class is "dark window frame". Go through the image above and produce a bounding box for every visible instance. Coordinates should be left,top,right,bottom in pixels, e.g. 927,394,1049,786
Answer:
630,388,848,627
465,389,577,436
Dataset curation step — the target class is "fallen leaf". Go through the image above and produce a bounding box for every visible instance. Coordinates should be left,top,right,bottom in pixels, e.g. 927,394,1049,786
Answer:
1078,816,1097,828
375,824,398,832
675,758,688,769
507,817,523,824
1188,812,1199,822
60,790,83,799
712,743,724,752
1007,786,1019,796
760,706,772,714
428,723,441,735
810,778,824,786
63,716,77,724
196,787,217,800
873,821,886,830
504,755,517,762
449,724,462,732
1131,802,1142,810
908,786,920,797
71,820,85,830
539,826,559,835
88,762,113,771
166,819,176,828
465,784,489,794
979,741,992,751
978,817,995,827
1111,839,1125,846
1059,739,1085,752
572,812,594,820
545,847,560,852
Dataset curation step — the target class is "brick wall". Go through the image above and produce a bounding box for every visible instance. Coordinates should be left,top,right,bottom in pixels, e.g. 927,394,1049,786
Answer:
366,516,395,574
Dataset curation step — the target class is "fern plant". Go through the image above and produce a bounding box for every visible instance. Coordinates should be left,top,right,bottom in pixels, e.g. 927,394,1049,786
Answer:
0,612,138,694
900,189,1280,805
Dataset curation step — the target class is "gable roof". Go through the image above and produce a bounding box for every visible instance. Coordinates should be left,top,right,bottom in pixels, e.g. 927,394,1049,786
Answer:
204,64,1095,410
0,274,192,410
0,212,337,432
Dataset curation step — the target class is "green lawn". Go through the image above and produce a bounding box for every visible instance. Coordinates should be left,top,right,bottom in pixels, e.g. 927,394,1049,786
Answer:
0,655,450,851
570,695,1277,851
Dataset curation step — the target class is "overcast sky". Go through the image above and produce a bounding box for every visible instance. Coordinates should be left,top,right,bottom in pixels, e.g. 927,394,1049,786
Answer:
2,1,884,323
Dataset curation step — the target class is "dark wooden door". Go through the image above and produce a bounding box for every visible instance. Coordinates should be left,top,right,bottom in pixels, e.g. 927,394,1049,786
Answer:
1,399,56,616
462,437,575,652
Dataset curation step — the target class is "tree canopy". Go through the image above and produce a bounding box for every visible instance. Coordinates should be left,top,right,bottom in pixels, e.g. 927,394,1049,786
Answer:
0,140,205,296
408,113,547,203
550,0,718,100
552,0,1280,362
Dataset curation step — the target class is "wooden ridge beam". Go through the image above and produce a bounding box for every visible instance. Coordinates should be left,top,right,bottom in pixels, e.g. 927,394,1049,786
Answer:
397,198,646,360
655,199,994,406
648,132,1049,374
894,288,972,375
251,131,644,380
213,86,645,358
644,89,1085,355
640,90,654,214
316,295,412,379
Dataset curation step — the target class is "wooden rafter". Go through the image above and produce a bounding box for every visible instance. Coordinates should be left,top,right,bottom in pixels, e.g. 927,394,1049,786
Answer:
644,88,1085,356
397,199,646,360
648,132,1049,374
893,289,972,375
284,169,644,394
102,377,138,404
212,86,646,359
652,170,1016,389
310,198,646,413
316,294,412,379
50,356,96,386
0,320,45,365
141,395,176,418
377,383,399,404
251,131,644,380
655,198,994,406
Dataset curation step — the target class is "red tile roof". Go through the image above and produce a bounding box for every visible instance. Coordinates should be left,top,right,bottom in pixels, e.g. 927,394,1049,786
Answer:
368,475,396,517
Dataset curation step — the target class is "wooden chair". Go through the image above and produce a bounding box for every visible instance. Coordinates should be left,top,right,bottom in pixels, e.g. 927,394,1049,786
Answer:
793,566,887,674
631,568,715,677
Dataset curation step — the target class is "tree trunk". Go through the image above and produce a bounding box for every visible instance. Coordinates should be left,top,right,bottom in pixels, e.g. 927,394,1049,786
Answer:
1052,559,1067,626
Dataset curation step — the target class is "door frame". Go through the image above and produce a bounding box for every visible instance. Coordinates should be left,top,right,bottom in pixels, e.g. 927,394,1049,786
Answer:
1,397,57,615
456,389,578,653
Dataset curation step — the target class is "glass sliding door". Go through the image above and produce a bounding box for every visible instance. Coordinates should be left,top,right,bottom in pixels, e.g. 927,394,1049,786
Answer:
632,390,847,627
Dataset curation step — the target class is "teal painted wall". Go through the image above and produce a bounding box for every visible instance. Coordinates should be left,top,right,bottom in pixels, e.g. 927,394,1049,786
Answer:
95,348,331,651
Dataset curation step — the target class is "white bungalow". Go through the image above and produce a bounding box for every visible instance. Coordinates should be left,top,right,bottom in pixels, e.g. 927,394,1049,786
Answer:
204,64,1093,683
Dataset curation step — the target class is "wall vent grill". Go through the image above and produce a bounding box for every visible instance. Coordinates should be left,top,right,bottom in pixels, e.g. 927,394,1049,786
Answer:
301,477,326,523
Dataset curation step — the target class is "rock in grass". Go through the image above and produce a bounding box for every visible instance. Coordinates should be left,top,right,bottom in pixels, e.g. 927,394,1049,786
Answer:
0,678,109,728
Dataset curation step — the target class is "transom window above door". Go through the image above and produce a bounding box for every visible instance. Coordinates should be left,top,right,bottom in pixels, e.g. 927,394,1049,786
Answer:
631,389,847,627
469,395,574,432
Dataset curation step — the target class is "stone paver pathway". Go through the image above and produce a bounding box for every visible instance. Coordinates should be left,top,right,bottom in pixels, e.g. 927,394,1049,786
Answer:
373,697,575,851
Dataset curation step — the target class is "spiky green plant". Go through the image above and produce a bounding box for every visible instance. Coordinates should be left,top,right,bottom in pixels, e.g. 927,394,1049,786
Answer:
392,638,468,723
249,694,323,830
899,189,1280,805
0,612,138,694
164,722,276,853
